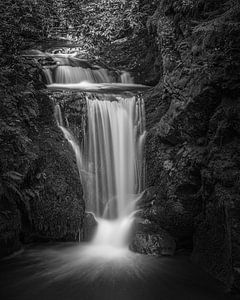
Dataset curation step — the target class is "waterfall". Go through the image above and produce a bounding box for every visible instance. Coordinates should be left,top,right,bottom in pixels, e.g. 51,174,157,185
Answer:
50,58,146,251
55,66,113,84
121,71,133,84
43,68,53,84
84,96,145,220
44,55,132,84
54,105,83,181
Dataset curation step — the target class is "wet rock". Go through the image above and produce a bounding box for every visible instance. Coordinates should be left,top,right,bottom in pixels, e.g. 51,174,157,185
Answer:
81,212,98,242
27,93,85,242
131,230,176,256
0,209,22,257
142,0,240,292
0,59,85,254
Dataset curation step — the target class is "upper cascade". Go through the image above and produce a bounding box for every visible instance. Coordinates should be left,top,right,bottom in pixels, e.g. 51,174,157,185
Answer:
42,55,134,85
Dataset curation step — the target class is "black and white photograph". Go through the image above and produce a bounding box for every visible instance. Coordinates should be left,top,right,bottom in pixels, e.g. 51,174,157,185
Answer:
0,0,239,299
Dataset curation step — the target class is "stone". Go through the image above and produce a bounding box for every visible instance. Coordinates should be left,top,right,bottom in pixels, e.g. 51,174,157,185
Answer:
0,208,22,258
131,231,176,256
81,212,98,242
140,0,240,292
0,62,85,254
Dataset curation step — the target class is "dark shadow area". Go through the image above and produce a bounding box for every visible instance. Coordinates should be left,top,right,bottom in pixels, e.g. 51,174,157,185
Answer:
0,243,233,300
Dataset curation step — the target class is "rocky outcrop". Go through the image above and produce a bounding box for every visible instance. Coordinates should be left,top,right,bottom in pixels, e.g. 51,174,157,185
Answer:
0,207,21,257
0,57,85,256
130,217,176,256
25,93,84,242
132,0,240,293
81,212,98,242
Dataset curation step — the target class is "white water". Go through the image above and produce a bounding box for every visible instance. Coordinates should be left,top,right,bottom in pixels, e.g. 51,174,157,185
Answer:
43,68,53,84
43,55,133,84
50,60,145,253
54,105,83,182
121,71,133,84
54,66,113,84
84,96,145,220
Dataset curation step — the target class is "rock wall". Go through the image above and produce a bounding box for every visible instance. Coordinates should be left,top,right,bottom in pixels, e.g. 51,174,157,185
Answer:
0,57,85,256
134,0,240,292
25,92,85,242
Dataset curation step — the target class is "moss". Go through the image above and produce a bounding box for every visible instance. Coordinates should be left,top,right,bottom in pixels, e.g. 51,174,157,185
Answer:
0,56,85,256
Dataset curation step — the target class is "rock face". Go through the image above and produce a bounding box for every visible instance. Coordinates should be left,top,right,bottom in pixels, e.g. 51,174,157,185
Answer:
81,212,98,242
0,58,85,256
131,232,176,256
132,0,240,292
131,218,176,256
26,93,85,242
0,206,21,257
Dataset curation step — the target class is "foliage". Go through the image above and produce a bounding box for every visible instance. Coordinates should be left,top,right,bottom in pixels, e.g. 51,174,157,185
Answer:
54,0,158,55
0,0,59,54
0,0,159,57
0,54,44,228
0,0,87,246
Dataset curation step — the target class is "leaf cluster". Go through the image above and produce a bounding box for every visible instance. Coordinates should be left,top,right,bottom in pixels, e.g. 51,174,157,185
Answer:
0,0,59,54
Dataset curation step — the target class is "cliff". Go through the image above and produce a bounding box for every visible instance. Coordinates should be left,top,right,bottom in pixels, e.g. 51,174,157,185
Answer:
130,0,240,292
0,56,84,256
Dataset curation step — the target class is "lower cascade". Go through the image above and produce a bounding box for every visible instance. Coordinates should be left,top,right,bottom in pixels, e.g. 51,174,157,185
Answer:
53,65,146,253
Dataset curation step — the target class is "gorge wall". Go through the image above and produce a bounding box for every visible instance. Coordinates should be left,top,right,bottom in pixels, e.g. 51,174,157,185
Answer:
0,57,84,256
130,0,240,292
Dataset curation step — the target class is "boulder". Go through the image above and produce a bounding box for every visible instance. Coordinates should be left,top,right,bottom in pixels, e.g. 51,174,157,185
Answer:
81,212,98,242
131,230,176,256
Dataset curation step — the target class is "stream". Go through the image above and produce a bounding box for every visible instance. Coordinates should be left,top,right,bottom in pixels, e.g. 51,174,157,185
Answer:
0,243,231,300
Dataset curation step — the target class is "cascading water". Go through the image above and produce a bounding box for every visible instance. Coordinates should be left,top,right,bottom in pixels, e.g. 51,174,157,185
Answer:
54,66,113,84
54,105,83,182
84,95,145,249
120,71,133,84
84,95,145,219
43,68,53,84
43,55,131,84
49,57,145,254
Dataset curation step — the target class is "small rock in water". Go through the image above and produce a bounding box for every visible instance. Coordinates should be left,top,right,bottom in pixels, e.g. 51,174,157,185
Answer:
130,231,176,256
81,212,98,242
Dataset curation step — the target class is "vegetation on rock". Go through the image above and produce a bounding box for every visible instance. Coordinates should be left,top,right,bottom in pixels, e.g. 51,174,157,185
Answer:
138,0,240,292
0,1,85,255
